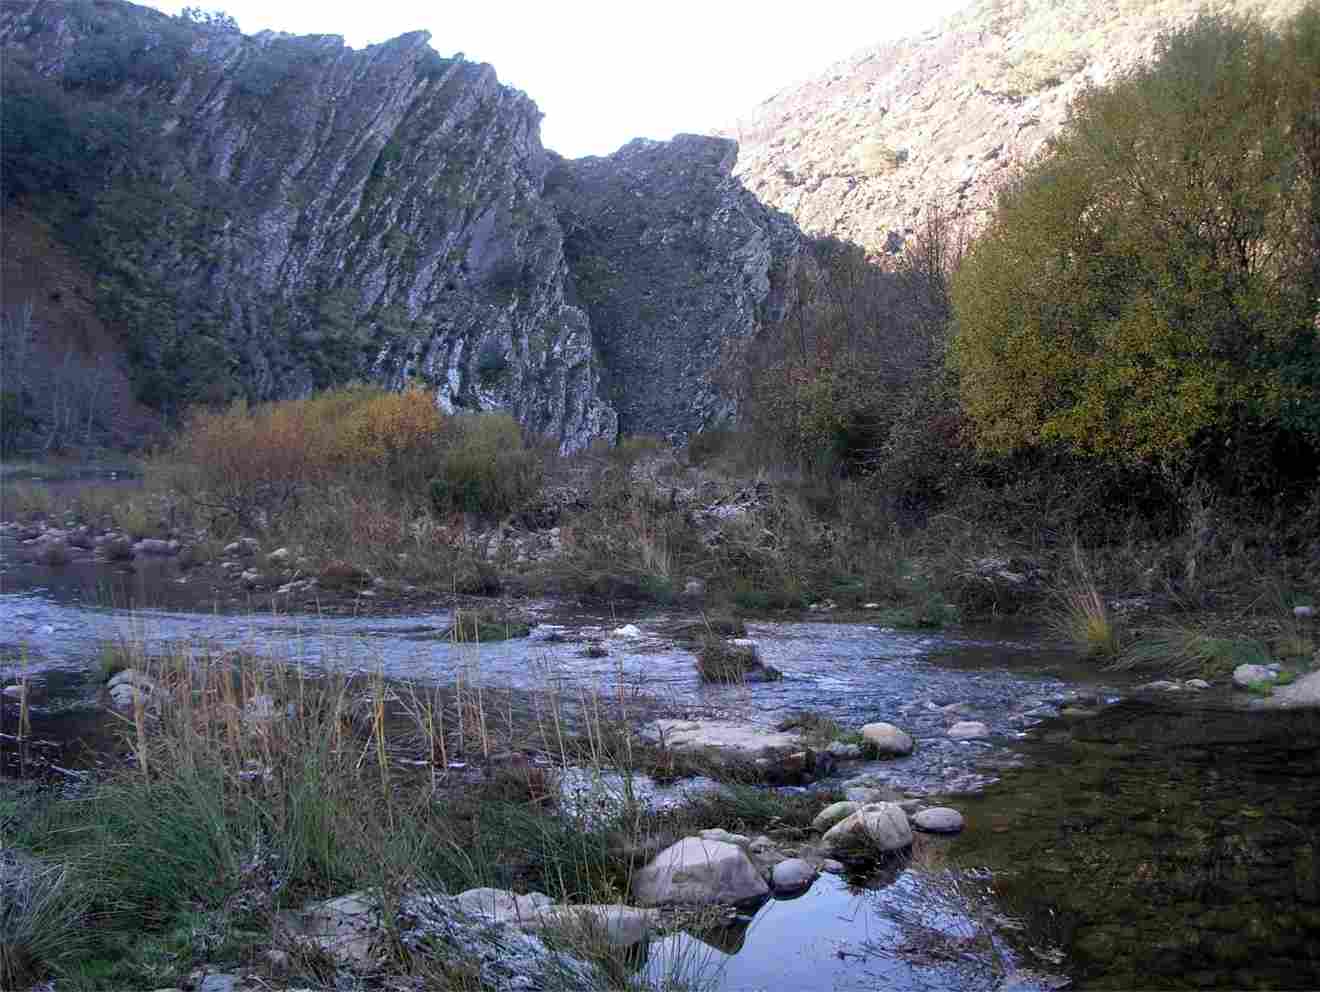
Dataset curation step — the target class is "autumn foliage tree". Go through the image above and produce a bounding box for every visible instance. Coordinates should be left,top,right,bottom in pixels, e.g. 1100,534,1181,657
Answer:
952,7,1320,487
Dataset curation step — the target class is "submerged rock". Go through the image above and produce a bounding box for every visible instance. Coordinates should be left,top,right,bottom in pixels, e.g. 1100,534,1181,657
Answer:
633,837,770,906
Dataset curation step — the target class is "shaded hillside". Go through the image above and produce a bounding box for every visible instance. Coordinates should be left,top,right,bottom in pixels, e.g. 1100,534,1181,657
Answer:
726,0,1308,254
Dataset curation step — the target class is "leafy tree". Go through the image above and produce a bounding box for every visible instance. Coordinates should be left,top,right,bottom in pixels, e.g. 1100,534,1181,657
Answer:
952,8,1320,473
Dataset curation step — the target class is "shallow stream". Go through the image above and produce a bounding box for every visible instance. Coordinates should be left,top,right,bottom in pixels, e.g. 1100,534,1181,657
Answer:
3,529,1318,990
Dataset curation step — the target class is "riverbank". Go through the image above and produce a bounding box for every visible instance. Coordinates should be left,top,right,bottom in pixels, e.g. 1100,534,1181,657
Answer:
3,605,1318,991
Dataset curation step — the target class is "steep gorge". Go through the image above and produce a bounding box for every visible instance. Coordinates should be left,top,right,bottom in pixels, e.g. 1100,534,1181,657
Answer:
0,0,799,450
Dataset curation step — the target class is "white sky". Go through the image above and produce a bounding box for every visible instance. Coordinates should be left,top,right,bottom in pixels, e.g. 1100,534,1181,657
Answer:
141,1,969,158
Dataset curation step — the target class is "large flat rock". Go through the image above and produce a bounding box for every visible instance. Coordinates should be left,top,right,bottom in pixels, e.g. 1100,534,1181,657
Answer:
644,719,804,759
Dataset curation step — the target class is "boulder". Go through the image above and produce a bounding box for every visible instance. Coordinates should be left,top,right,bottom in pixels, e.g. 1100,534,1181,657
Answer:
267,547,292,565
1233,664,1277,689
633,837,770,906
531,904,656,948
1185,678,1211,690
812,801,861,832
861,721,914,756
1294,605,1315,620
771,858,818,893
948,720,991,740
912,807,965,834
821,803,913,856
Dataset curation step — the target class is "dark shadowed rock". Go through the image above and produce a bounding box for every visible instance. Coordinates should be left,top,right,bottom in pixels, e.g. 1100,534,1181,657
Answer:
546,135,801,438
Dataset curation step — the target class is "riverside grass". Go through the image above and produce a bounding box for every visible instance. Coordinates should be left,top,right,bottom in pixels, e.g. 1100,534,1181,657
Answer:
1,628,780,991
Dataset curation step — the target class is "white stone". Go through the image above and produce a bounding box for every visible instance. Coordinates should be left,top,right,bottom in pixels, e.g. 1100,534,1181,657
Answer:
1185,678,1211,690
633,837,770,906
611,623,643,638
912,807,965,834
821,803,913,856
861,721,914,755
1233,664,1277,689
771,858,818,892
267,547,292,565
812,801,861,832
455,887,555,923
948,720,991,740
298,892,380,966
644,719,803,761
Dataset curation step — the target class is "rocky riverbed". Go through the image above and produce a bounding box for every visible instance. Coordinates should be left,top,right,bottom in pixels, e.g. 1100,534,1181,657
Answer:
3,525,1320,990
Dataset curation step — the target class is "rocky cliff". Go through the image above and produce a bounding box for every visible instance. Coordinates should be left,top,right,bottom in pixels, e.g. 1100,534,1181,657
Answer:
0,0,798,450
546,137,799,438
726,0,1307,255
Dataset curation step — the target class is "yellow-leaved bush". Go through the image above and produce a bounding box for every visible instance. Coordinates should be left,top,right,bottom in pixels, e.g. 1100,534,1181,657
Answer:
951,7,1320,467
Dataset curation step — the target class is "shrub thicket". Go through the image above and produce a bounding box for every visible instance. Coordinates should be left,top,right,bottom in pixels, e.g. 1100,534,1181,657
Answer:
429,413,544,518
168,385,447,527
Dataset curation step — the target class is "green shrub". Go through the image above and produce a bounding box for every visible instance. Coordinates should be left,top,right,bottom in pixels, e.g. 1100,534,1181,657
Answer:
429,413,542,518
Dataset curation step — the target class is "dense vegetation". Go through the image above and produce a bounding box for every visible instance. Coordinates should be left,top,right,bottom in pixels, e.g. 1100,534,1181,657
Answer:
953,9,1320,498
741,6,1320,543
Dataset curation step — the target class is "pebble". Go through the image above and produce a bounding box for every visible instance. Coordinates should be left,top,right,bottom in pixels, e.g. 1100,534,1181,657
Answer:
948,720,990,740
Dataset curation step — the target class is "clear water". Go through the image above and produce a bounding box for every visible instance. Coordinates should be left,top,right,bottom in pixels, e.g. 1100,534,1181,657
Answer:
4,530,1318,989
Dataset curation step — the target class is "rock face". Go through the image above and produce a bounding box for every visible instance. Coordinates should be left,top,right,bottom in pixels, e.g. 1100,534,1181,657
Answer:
545,135,801,438
726,0,1310,256
633,837,770,906
0,2,801,449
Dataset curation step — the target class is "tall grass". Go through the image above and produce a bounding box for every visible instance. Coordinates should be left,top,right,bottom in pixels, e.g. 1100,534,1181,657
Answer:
1051,544,1120,658
8,637,755,989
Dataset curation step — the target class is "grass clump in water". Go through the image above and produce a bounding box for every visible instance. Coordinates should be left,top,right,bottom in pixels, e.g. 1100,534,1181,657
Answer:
694,637,779,683
443,608,531,642
1114,625,1271,677
1051,545,1121,658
